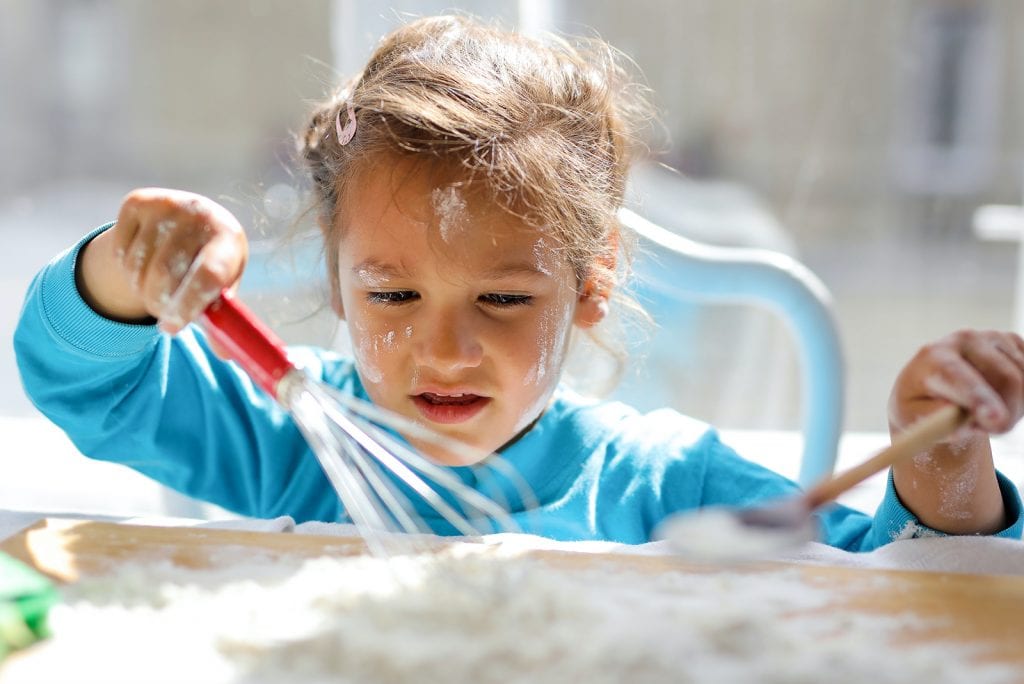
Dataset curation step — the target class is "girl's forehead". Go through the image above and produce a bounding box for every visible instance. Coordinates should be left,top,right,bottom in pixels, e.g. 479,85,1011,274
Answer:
338,159,563,262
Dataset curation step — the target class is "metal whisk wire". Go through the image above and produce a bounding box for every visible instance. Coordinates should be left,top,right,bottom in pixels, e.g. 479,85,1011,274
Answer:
317,382,538,517
201,291,537,555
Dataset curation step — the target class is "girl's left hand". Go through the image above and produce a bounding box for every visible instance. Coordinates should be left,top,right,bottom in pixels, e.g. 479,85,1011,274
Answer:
889,329,1024,442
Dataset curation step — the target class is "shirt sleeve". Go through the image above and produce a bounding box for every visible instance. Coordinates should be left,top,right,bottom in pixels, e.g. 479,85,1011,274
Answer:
13,225,343,523
848,470,1024,548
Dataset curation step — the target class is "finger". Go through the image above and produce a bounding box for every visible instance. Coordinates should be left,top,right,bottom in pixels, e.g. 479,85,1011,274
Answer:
996,332,1024,374
140,224,212,319
1010,332,1024,358
962,341,1022,432
130,217,184,291
117,190,176,284
921,346,1007,432
988,334,1024,424
156,256,206,334
120,201,184,291
118,190,212,290
157,234,244,334
136,195,231,317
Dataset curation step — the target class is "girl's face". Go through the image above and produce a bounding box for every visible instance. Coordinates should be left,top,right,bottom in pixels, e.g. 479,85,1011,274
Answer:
334,163,605,464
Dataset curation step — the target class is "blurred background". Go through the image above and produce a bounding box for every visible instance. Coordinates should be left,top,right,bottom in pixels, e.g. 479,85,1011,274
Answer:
2,0,1023,515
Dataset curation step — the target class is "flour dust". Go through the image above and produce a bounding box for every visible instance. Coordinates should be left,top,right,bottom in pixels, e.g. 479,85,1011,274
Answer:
2,546,1016,684
431,186,468,242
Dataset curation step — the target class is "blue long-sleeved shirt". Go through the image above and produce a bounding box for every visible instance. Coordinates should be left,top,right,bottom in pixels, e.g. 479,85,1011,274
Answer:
14,227,1024,547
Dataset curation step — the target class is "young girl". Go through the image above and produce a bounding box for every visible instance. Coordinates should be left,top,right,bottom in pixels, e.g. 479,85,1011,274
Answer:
14,15,1023,547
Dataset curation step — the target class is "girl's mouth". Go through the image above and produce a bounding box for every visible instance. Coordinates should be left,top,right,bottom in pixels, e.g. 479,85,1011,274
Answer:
412,392,490,424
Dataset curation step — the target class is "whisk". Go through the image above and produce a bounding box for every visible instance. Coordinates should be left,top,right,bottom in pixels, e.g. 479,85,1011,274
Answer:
200,290,535,555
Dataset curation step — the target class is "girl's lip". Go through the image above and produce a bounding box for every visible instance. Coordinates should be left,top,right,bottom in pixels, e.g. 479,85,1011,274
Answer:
411,393,491,425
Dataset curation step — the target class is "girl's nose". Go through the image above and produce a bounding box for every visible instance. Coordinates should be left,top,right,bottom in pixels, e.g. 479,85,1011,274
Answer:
413,310,484,374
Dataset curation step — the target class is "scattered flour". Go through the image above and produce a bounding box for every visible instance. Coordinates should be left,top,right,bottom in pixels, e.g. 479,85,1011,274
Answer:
892,520,946,541
1,547,1016,684
657,507,815,562
353,336,384,384
431,186,468,242
167,250,190,280
937,458,979,521
531,238,554,277
155,218,177,236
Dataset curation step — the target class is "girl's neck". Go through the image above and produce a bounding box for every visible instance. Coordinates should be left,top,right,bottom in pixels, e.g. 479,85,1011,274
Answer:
496,394,557,453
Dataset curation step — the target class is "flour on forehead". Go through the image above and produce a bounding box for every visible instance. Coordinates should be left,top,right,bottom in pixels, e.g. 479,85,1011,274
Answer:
532,237,555,276
354,266,391,288
431,186,468,242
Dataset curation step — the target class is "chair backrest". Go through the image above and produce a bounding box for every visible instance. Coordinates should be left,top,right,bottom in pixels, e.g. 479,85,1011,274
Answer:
619,207,844,487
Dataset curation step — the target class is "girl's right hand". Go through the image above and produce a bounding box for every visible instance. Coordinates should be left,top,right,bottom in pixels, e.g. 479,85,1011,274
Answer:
79,188,248,334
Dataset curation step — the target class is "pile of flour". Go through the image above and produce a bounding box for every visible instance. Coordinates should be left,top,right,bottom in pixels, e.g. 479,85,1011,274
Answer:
1,546,1016,684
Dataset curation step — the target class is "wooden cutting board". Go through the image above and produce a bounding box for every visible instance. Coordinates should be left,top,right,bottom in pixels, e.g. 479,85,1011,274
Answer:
3,518,1024,676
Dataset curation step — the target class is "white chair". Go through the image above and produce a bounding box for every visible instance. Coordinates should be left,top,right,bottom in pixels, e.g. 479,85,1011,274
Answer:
619,206,844,487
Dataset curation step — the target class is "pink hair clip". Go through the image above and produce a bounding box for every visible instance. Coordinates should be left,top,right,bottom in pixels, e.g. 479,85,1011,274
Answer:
336,101,357,146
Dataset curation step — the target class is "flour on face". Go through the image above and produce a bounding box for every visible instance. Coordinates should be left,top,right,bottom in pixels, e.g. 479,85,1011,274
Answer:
431,186,468,242
352,321,385,384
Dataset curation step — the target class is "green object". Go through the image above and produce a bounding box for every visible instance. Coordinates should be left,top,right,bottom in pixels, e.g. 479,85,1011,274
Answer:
0,552,59,661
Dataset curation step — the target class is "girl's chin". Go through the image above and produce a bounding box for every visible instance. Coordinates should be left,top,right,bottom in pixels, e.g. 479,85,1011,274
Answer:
409,438,494,467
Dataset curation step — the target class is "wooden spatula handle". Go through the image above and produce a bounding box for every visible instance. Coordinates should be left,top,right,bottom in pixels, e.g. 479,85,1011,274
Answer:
804,404,967,509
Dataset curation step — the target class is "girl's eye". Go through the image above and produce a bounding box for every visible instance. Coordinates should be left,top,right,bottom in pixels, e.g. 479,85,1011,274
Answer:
480,293,533,308
366,291,418,305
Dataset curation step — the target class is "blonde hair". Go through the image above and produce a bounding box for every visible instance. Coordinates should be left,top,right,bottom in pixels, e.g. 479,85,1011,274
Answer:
299,14,651,383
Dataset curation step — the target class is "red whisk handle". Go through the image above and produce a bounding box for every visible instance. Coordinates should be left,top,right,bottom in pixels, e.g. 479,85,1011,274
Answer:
201,290,297,399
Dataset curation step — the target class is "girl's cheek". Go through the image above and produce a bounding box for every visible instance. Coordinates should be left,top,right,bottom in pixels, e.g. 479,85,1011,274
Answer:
523,304,572,387
509,309,572,437
522,331,549,387
351,321,385,385
354,324,406,387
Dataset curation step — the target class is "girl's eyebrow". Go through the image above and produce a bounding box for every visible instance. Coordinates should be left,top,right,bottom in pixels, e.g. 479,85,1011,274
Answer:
351,260,408,280
351,259,549,282
481,262,551,280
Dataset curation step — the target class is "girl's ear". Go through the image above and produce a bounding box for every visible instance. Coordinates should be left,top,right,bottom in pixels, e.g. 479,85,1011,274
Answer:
574,234,617,329
574,280,610,329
